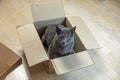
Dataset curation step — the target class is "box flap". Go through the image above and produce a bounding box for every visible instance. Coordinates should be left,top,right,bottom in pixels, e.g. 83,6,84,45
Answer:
32,2,65,36
66,16,100,49
17,24,48,67
0,42,21,79
32,2,65,23
51,51,94,75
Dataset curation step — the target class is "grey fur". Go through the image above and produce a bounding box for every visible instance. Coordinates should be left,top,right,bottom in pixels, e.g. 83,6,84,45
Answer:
42,25,57,47
41,24,76,59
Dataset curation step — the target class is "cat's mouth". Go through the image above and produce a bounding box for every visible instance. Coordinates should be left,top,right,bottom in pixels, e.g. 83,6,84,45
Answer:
56,52,70,56
57,48,70,54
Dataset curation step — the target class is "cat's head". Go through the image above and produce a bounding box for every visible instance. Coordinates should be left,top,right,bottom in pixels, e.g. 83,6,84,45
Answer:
56,25,76,46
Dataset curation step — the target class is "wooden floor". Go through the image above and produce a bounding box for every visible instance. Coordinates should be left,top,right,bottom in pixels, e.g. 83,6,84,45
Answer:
0,0,120,80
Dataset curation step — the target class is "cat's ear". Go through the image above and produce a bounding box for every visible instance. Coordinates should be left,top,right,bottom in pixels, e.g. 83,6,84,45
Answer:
56,26,62,34
70,26,76,33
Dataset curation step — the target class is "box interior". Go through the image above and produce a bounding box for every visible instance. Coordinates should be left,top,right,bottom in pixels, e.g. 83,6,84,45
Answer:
34,17,86,59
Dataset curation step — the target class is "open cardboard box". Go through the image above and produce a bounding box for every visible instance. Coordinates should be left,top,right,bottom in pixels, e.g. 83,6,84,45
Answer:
17,2,100,75
0,42,21,79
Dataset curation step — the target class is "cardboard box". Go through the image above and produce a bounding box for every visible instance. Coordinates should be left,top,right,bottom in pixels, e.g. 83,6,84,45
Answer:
17,2,100,75
0,42,21,79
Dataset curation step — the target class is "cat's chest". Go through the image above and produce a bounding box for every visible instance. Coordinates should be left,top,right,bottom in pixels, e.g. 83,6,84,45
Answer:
55,42,73,51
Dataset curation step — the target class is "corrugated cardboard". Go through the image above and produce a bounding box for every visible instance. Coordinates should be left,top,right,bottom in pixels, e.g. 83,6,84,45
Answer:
32,2,65,36
51,51,94,75
0,42,21,79
17,2,100,75
66,17,100,49
17,24,48,67
32,2,65,23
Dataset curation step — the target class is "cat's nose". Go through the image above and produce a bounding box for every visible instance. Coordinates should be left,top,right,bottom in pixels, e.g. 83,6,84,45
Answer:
63,42,65,45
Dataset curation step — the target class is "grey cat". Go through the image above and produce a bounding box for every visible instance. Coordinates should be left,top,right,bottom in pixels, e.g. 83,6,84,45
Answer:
42,24,76,59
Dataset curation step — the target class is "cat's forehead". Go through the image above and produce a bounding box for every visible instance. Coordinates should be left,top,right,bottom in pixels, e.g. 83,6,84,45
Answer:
61,28,70,32
60,28,72,36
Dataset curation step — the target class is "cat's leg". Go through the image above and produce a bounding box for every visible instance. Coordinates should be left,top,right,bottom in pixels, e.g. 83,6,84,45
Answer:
41,34,49,47
68,50,74,55
48,47,59,59
48,46,54,59
49,52,59,59
41,34,46,43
